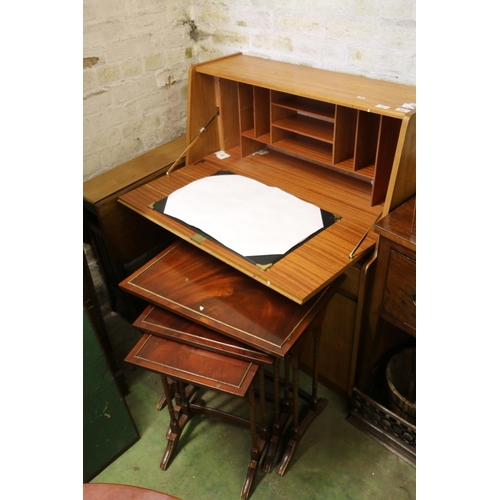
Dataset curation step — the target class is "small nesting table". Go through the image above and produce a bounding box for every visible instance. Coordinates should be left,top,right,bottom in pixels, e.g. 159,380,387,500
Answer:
126,328,269,499
120,239,344,497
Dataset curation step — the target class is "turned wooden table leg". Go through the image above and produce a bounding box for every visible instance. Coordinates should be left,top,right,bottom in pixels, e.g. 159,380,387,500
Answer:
276,328,328,476
311,328,320,411
259,367,269,441
159,380,202,470
157,376,173,411
158,375,198,411
241,382,259,500
275,354,299,476
262,358,289,473
159,379,183,469
283,355,290,410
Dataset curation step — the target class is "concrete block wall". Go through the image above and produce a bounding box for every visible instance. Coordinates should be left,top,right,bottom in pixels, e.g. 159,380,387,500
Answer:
83,0,415,181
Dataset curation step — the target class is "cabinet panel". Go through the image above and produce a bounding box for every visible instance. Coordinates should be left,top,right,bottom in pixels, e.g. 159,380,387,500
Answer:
241,135,268,157
300,292,357,397
216,78,240,152
238,82,254,136
253,86,270,138
381,249,416,334
354,111,380,172
371,116,402,206
333,106,356,168
238,83,270,141
299,262,362,396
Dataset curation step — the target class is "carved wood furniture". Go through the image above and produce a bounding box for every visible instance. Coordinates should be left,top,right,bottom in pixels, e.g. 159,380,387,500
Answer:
348,195,416,466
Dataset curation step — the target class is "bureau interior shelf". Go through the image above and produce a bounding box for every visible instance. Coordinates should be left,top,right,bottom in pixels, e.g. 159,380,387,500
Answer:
271,92,335,150
196,57,414,207
270,134,333,165
272,115,334,143
273,94,336,121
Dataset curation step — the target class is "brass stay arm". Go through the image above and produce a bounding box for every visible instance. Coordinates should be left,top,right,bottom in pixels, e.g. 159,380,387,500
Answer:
166,108,220,176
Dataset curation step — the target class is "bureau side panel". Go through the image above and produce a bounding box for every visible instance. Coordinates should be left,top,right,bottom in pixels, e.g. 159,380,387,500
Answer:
186,56,241,165
384,113,416,213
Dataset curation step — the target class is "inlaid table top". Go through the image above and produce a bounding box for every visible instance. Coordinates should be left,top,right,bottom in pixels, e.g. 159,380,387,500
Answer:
134,304,273,365
120,239,344,357
126,333,259,397
118,152,379,304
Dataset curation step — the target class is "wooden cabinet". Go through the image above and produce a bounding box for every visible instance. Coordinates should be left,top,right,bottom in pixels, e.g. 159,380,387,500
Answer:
365,195,416,364
118,53,416,397
349,196,416,466
83,136,186,319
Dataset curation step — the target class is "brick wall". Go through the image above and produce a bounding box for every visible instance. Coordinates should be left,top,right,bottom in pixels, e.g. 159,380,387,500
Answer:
83,0,415,181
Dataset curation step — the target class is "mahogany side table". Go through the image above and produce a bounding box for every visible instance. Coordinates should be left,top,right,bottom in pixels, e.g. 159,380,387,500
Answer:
126,330,269,500
120,240,345,478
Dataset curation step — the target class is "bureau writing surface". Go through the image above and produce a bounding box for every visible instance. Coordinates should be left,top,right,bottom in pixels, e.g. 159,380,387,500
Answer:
118,54,415,304
152,169,340,267
119,150,380,303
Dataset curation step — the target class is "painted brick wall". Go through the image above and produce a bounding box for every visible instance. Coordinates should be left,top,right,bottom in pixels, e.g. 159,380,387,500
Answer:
83,0,415,181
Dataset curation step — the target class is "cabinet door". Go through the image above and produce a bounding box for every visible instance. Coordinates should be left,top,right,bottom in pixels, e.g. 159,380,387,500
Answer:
83,309,139,481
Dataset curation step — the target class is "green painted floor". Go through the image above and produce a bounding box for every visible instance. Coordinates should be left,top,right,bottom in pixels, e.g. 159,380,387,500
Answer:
92,312,416,500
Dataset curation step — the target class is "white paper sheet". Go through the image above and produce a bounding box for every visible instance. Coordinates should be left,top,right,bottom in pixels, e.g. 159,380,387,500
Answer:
164,174,324,258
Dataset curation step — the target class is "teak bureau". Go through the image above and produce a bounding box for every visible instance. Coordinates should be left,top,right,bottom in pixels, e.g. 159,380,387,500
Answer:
118,53,416,397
